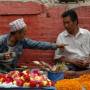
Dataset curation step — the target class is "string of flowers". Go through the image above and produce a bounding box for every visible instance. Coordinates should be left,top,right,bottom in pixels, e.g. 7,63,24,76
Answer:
78,74,90,90
55,79,82,90
55,74,90,90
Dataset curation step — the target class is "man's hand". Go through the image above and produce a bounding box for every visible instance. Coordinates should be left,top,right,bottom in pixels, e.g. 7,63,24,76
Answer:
56,44,68,52
60,57,89,68
4,52,12,60
77,60,89,68
57,44,68,49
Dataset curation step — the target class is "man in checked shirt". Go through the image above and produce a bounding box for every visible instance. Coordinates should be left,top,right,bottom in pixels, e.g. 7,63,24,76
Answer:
0,18,65,72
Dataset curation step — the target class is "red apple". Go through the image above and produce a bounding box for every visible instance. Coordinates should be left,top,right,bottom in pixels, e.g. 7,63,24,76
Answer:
23,74,30,82
36,81,43,87
5,76,13,83
14,76,21,81
0,74,5,78
31,69,40,75
30,80,37,87
13,79,24,86
47,81,53,86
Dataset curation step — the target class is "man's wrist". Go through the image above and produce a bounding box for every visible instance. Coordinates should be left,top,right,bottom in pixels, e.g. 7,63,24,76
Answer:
52,43,58,50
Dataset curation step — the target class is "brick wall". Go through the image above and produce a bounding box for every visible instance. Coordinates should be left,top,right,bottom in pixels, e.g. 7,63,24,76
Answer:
0,1,90,68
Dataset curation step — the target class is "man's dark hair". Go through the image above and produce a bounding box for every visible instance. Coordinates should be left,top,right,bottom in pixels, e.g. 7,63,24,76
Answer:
61,9,78,24
10,28,24,36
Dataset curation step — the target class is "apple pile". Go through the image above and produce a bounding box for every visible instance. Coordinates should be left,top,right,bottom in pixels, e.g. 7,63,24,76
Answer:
0,69,54,88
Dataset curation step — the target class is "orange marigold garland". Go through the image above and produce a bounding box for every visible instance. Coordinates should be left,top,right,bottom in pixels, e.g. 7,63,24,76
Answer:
55,74,90,90
81,81,90,90
78,74,90,90
55,79,82,90
78,74,90,82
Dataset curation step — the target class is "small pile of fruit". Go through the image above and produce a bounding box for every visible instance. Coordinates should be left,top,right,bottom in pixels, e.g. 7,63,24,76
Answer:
0,69,54,88
55,74,90,90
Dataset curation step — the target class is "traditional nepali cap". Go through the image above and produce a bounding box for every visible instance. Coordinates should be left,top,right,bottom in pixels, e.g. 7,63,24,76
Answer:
9,18,26,32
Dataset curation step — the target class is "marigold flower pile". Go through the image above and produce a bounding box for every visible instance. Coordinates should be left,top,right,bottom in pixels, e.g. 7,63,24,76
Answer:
55,74,90,90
